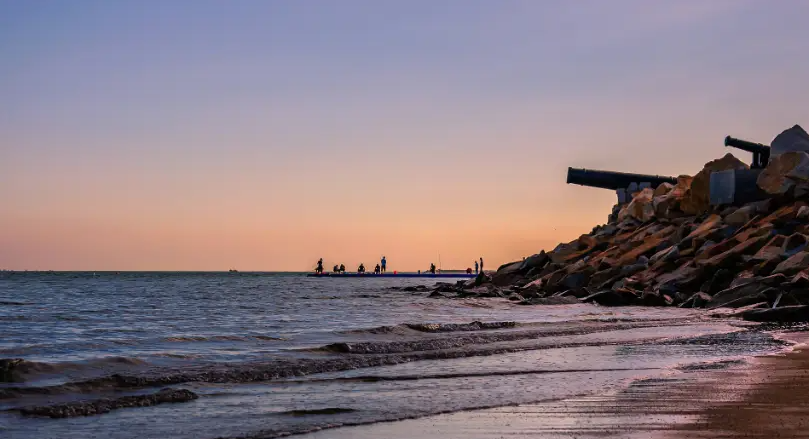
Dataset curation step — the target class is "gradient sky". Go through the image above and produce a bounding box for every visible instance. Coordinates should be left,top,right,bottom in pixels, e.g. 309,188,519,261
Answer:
2,0,809,271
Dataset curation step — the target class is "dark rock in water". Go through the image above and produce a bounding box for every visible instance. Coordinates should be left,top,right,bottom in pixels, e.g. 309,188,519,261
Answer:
507,293,524,302
0,358,25,383
552,288,591,298
706,281,771,309
769,290,804,308
519,296,580,305
428,291,448,298
519,285,542,299
581,289,637,306
742,305,809,322
636,292,669,307
472,272,492,287
18,388,198,418
455,284,504,298
679,292,712,308
432,284,461,294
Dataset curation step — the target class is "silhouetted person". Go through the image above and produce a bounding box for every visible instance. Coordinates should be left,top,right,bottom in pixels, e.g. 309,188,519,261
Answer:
358,263,365,273
429,263,436,274
374,264,381,274
315,258,324,274
466,267,473,274
381,256,387,273
474,260,479,274
333,265,339,273
479,257,484,273
339,264,345,273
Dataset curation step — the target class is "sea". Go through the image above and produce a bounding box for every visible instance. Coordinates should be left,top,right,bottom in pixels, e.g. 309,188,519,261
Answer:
0,272,795,438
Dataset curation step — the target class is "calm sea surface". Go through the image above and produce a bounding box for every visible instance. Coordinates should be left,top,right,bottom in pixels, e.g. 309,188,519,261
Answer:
0,272,790,438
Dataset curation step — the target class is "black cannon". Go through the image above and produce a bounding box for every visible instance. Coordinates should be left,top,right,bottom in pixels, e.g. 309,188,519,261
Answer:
566,167,678,191
724,136,770,169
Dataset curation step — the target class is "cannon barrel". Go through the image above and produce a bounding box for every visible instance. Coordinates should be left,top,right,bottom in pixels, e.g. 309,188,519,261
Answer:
724,136,770,168
566,167,678,191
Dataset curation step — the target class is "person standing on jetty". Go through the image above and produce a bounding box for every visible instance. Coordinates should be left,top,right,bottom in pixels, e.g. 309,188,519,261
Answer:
479,257,484,273
380,256,387,273
315,258,324,274
474,260,479,274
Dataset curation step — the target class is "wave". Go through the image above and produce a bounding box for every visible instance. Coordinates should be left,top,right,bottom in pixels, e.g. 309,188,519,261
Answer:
0,300,34,306
163,335,284,342
280,407,357,416
282,366,664,384
322,320,684,354
676,358,746,371
406,321,518,332
0,340,658,399
0,357,148,383
341,321,518,336
15,388,198,418
0,320,729,399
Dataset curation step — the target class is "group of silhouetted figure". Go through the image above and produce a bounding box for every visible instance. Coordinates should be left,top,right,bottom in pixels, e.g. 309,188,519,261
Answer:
313,256,483,275
314,256,388,274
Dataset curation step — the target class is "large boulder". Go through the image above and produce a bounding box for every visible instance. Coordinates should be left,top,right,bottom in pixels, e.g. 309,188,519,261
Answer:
697,234,768,269
520,251,550,271
653,176,692,219
782,233,809,257
706,281,772,309
770,124,809,158
679,292,712,308
757,151,809,195
773,251,809,275
581,289,639,306
724,205,756,227
742,305,809,323
490,262,524,287
618,188,656,222
520,296,580,306
681,154,749,215
636,292,672,307
549,235,600,264
684,214,723,241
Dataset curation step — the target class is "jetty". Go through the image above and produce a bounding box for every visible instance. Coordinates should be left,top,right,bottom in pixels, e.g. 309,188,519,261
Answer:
306,272,475,279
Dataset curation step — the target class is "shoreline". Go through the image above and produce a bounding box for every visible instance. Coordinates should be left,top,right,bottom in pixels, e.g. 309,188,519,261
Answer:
669,330,809,439
302,330,809,439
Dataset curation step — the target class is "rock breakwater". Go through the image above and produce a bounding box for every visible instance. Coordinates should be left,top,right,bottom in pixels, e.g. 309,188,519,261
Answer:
432,125,809,323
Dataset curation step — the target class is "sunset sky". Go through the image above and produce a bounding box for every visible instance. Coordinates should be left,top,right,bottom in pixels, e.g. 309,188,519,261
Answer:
2,0,809,271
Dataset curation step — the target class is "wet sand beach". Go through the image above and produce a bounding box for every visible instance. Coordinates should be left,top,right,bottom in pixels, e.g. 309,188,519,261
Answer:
672,331,809,439
305,331,809,439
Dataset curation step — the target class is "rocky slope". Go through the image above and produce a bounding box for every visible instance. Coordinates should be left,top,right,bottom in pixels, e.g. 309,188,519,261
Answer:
433,125,809,323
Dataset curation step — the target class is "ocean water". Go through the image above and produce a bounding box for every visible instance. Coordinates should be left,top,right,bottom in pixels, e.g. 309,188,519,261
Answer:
0,272,790,438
